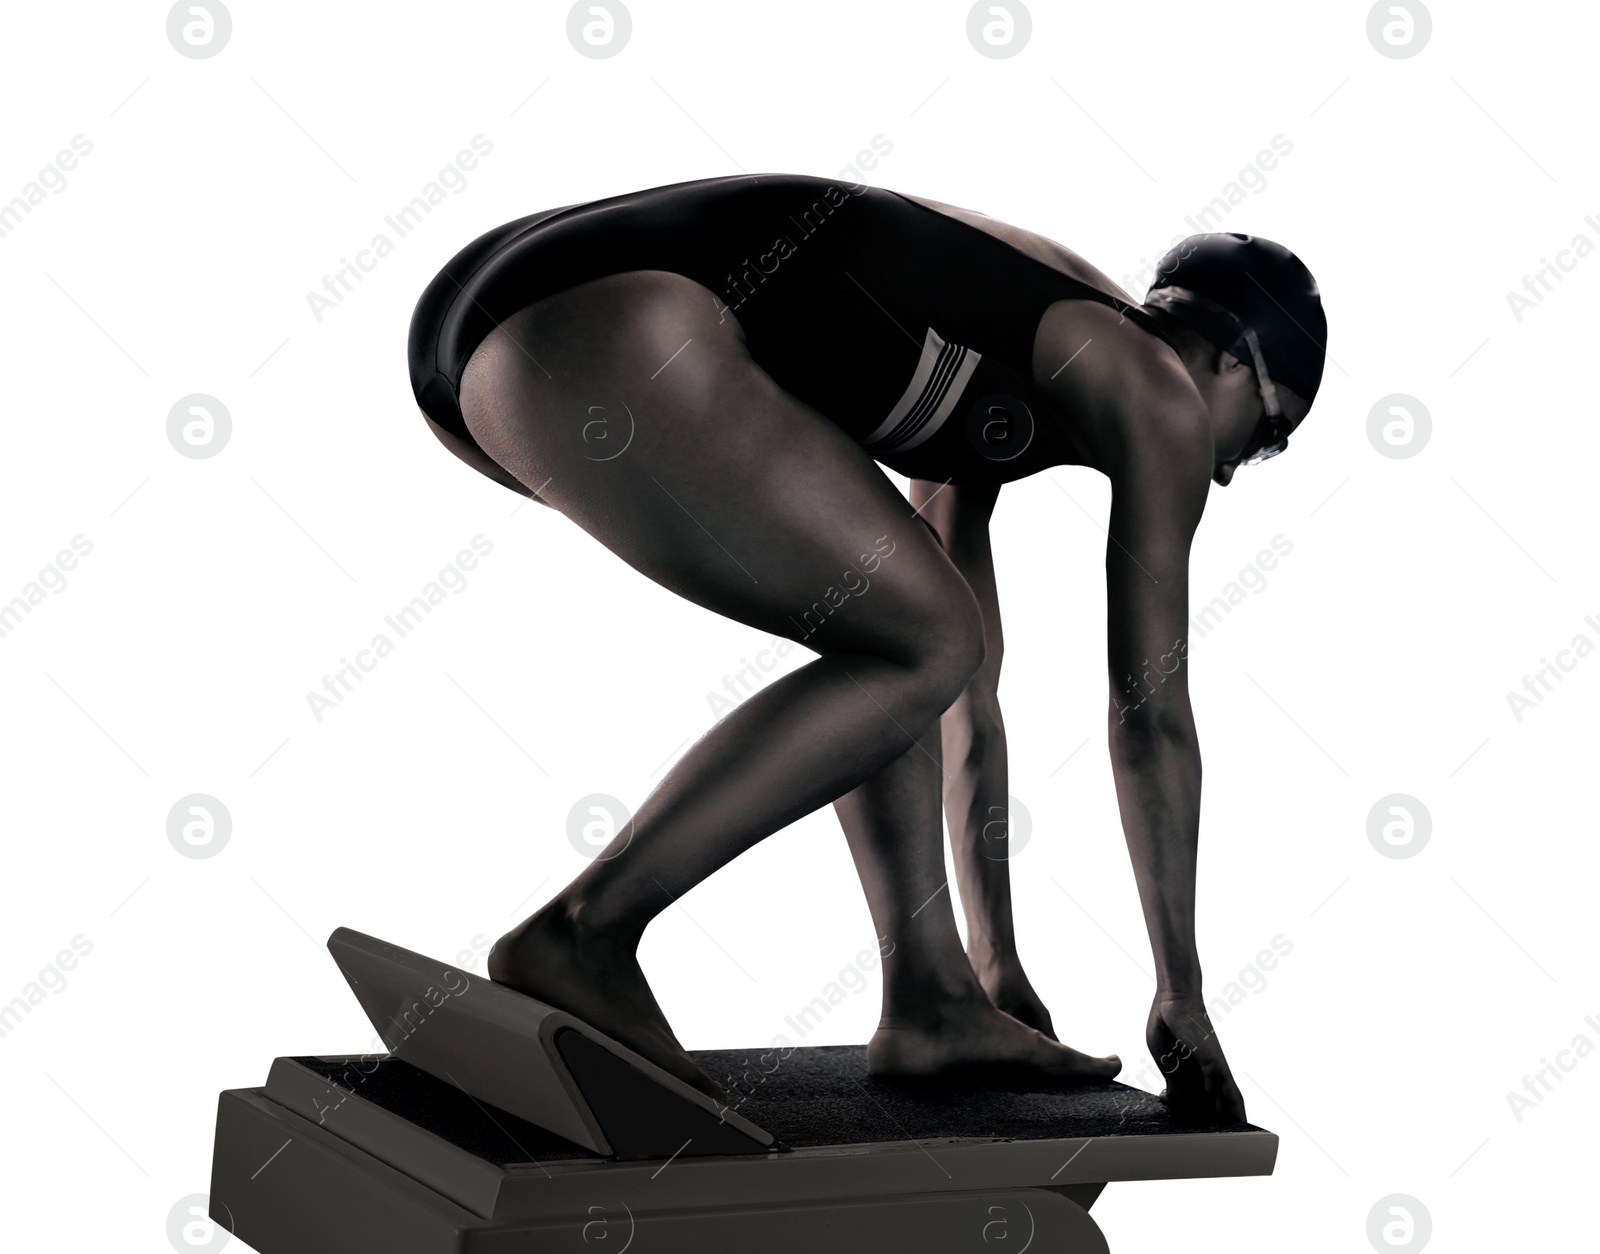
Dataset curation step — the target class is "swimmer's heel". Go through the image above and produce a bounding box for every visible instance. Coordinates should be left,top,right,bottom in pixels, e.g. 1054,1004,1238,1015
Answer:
326,926,774,1160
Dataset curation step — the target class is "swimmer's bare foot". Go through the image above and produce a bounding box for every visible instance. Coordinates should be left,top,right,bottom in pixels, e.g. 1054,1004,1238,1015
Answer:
1147,995,1247,1124
868,992,1120,1085
973,959,1058,1040
487,907,728,1105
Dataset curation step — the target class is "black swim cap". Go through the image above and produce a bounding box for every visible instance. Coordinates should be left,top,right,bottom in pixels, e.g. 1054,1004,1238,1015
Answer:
1145,233,1327,410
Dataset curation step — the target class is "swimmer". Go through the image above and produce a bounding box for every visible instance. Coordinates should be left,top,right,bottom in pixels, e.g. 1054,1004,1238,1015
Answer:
408,174,1327,1124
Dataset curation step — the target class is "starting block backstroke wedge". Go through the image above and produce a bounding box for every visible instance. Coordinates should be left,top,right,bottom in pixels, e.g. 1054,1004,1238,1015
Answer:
208,927,1277,1253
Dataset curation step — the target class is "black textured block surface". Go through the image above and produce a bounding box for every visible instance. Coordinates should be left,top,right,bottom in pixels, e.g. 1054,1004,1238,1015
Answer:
692,1044,1260,1147
295,1042,1257,1171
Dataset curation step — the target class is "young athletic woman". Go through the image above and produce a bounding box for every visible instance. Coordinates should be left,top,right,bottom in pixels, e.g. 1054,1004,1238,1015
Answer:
408,173,1327,1124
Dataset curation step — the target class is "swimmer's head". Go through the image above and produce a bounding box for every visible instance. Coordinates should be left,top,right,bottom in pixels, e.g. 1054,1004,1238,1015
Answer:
1142,233,1326,486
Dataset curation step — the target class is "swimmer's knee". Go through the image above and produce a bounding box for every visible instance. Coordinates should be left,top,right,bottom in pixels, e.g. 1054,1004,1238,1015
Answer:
895,583,986,712
930,590,987,702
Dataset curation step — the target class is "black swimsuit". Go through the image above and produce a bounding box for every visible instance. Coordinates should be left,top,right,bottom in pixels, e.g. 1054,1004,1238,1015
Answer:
408,173,1176,486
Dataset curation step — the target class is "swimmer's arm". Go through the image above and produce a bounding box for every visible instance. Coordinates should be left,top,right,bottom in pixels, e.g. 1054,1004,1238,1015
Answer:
1104,409,1211,998
911,479,1020,974
422,410,552,505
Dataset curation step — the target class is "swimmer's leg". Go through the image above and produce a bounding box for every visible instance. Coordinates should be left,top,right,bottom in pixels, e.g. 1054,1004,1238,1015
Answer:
912,478,1060,1037
461,270,989,1100
833,726,1120,1083
421,410,554,505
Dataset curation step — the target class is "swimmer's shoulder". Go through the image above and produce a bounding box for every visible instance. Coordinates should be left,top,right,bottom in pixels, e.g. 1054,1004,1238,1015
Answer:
1036,300,1210,478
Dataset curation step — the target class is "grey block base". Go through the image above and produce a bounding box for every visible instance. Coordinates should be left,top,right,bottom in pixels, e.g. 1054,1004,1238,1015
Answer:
211,1050,1277,1253
213,1079,1110,1252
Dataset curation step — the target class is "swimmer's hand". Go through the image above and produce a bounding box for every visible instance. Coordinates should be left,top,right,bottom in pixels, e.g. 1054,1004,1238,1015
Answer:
1146,994,1248,1125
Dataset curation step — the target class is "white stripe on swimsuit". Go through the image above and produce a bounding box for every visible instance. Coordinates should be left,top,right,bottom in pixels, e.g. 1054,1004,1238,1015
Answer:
859,327,981,455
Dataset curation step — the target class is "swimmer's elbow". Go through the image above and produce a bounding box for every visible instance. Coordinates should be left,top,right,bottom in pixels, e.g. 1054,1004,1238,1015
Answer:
1108,674,1197,744
1108,706,1198,765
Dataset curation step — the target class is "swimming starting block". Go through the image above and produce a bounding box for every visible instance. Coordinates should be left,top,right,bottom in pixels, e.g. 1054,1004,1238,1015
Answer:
207,927,1277,1252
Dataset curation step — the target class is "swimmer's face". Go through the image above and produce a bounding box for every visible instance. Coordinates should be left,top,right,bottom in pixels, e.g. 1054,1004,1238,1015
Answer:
1212,368,1310,486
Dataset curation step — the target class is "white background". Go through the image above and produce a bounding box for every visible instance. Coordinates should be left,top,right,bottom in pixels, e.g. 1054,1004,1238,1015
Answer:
1,1,1594,1250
